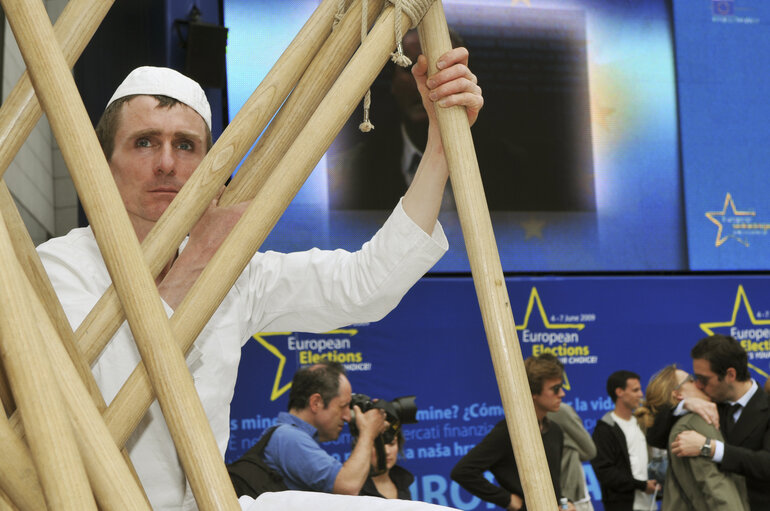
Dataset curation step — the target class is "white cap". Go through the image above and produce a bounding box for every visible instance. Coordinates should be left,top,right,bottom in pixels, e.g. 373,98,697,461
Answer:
106,66,212,130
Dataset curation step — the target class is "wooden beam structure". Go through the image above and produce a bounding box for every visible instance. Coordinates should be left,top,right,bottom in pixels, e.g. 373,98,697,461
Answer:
0,1,555,509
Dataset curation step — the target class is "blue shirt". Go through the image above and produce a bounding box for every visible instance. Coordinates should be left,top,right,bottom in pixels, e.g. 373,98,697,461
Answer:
261,412,343,493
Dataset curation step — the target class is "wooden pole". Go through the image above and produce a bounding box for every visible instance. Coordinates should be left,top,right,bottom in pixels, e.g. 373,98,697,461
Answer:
1,180,150,509
0,200,150,511
1,0,239,508
0,180,150,505
0,399,47,511
102,4,416,448
26,280,151,510
0,210,96,510
73,0,342,366
417,2,556,510
0,0,115,182
0,490,17,511
220,0,385,206
0,182,103,408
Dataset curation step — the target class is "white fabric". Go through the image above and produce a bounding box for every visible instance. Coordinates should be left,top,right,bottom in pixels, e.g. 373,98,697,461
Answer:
611,413,649,511
37,200,447,511
107,66,212,129
239,491,460,511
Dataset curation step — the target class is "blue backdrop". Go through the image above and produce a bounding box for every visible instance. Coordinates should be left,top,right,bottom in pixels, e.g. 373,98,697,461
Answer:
227,274,770,510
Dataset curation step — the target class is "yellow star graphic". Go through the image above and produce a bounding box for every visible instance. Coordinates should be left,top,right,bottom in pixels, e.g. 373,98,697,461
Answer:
705,193,755,247
699,285,769,335
516,287,585,332
511,0,531,5
254,329,358,401
516,287,585,391
521,217,546,240
699,285,770,380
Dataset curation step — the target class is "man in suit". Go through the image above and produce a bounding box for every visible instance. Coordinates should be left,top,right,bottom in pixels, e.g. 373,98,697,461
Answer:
670,334,770,511
327,29,535,212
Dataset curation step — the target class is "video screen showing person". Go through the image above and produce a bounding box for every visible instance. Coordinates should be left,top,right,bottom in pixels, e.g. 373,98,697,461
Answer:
327,4,596,213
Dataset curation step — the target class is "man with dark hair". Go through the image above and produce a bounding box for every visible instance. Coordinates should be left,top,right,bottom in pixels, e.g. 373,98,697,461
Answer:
669,334,770,511
591,370,658,511
451,354,572,511
261,361,387,495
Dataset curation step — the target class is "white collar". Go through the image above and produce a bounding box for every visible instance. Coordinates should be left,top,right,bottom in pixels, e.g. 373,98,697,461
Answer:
730,379,758,408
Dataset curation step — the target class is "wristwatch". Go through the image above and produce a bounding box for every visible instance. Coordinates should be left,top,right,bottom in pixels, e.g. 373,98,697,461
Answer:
700,437,712,457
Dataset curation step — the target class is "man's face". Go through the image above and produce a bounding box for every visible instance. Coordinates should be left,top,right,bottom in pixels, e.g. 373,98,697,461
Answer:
314,374,352,442
108,96,208,237
532,377,564,416
616,378,643,411
692,358,731,402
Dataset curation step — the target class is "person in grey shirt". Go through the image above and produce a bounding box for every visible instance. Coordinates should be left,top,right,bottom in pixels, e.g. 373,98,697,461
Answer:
549,402,596,511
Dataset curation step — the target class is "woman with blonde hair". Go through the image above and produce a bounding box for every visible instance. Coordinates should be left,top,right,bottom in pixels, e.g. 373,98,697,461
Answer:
635,365,748,510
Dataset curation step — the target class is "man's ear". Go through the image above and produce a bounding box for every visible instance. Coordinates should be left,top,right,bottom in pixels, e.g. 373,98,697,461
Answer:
308,393,324,413
725,367,737,383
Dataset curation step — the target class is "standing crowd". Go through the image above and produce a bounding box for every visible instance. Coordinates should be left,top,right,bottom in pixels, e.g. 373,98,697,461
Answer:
449,332,768,511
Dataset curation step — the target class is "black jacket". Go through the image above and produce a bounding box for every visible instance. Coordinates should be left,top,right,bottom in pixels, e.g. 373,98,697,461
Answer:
719,388,770,511
359,465,414,500
591,413,648,511
451,419,563,510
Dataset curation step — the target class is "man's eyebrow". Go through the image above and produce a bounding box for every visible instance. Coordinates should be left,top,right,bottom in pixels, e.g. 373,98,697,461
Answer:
174,130,203,142
128,128,202,142
129,128,162,139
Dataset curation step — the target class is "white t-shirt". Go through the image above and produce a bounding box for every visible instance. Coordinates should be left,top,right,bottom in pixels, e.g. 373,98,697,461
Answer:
611,412,650,511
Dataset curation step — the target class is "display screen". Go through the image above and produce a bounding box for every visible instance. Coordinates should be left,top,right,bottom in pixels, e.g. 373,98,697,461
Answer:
224,0,683,272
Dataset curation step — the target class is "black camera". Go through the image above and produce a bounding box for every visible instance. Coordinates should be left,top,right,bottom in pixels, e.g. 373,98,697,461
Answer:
349,393,418,444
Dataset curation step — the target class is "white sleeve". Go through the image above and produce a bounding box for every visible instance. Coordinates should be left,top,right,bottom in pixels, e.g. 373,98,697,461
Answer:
242,199,447,335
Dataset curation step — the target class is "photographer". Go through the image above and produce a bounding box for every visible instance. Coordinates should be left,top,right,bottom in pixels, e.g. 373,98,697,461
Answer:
261,361,387,494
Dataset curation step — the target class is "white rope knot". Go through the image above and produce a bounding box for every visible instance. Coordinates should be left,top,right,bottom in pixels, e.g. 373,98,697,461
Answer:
387,0,432,67
390,42,412,67
358,0,433,132
358,90,375,132
358,0,376,132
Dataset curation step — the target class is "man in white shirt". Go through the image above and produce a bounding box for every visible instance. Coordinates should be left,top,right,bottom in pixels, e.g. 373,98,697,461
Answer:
591,371,659,511
38,45,483,510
